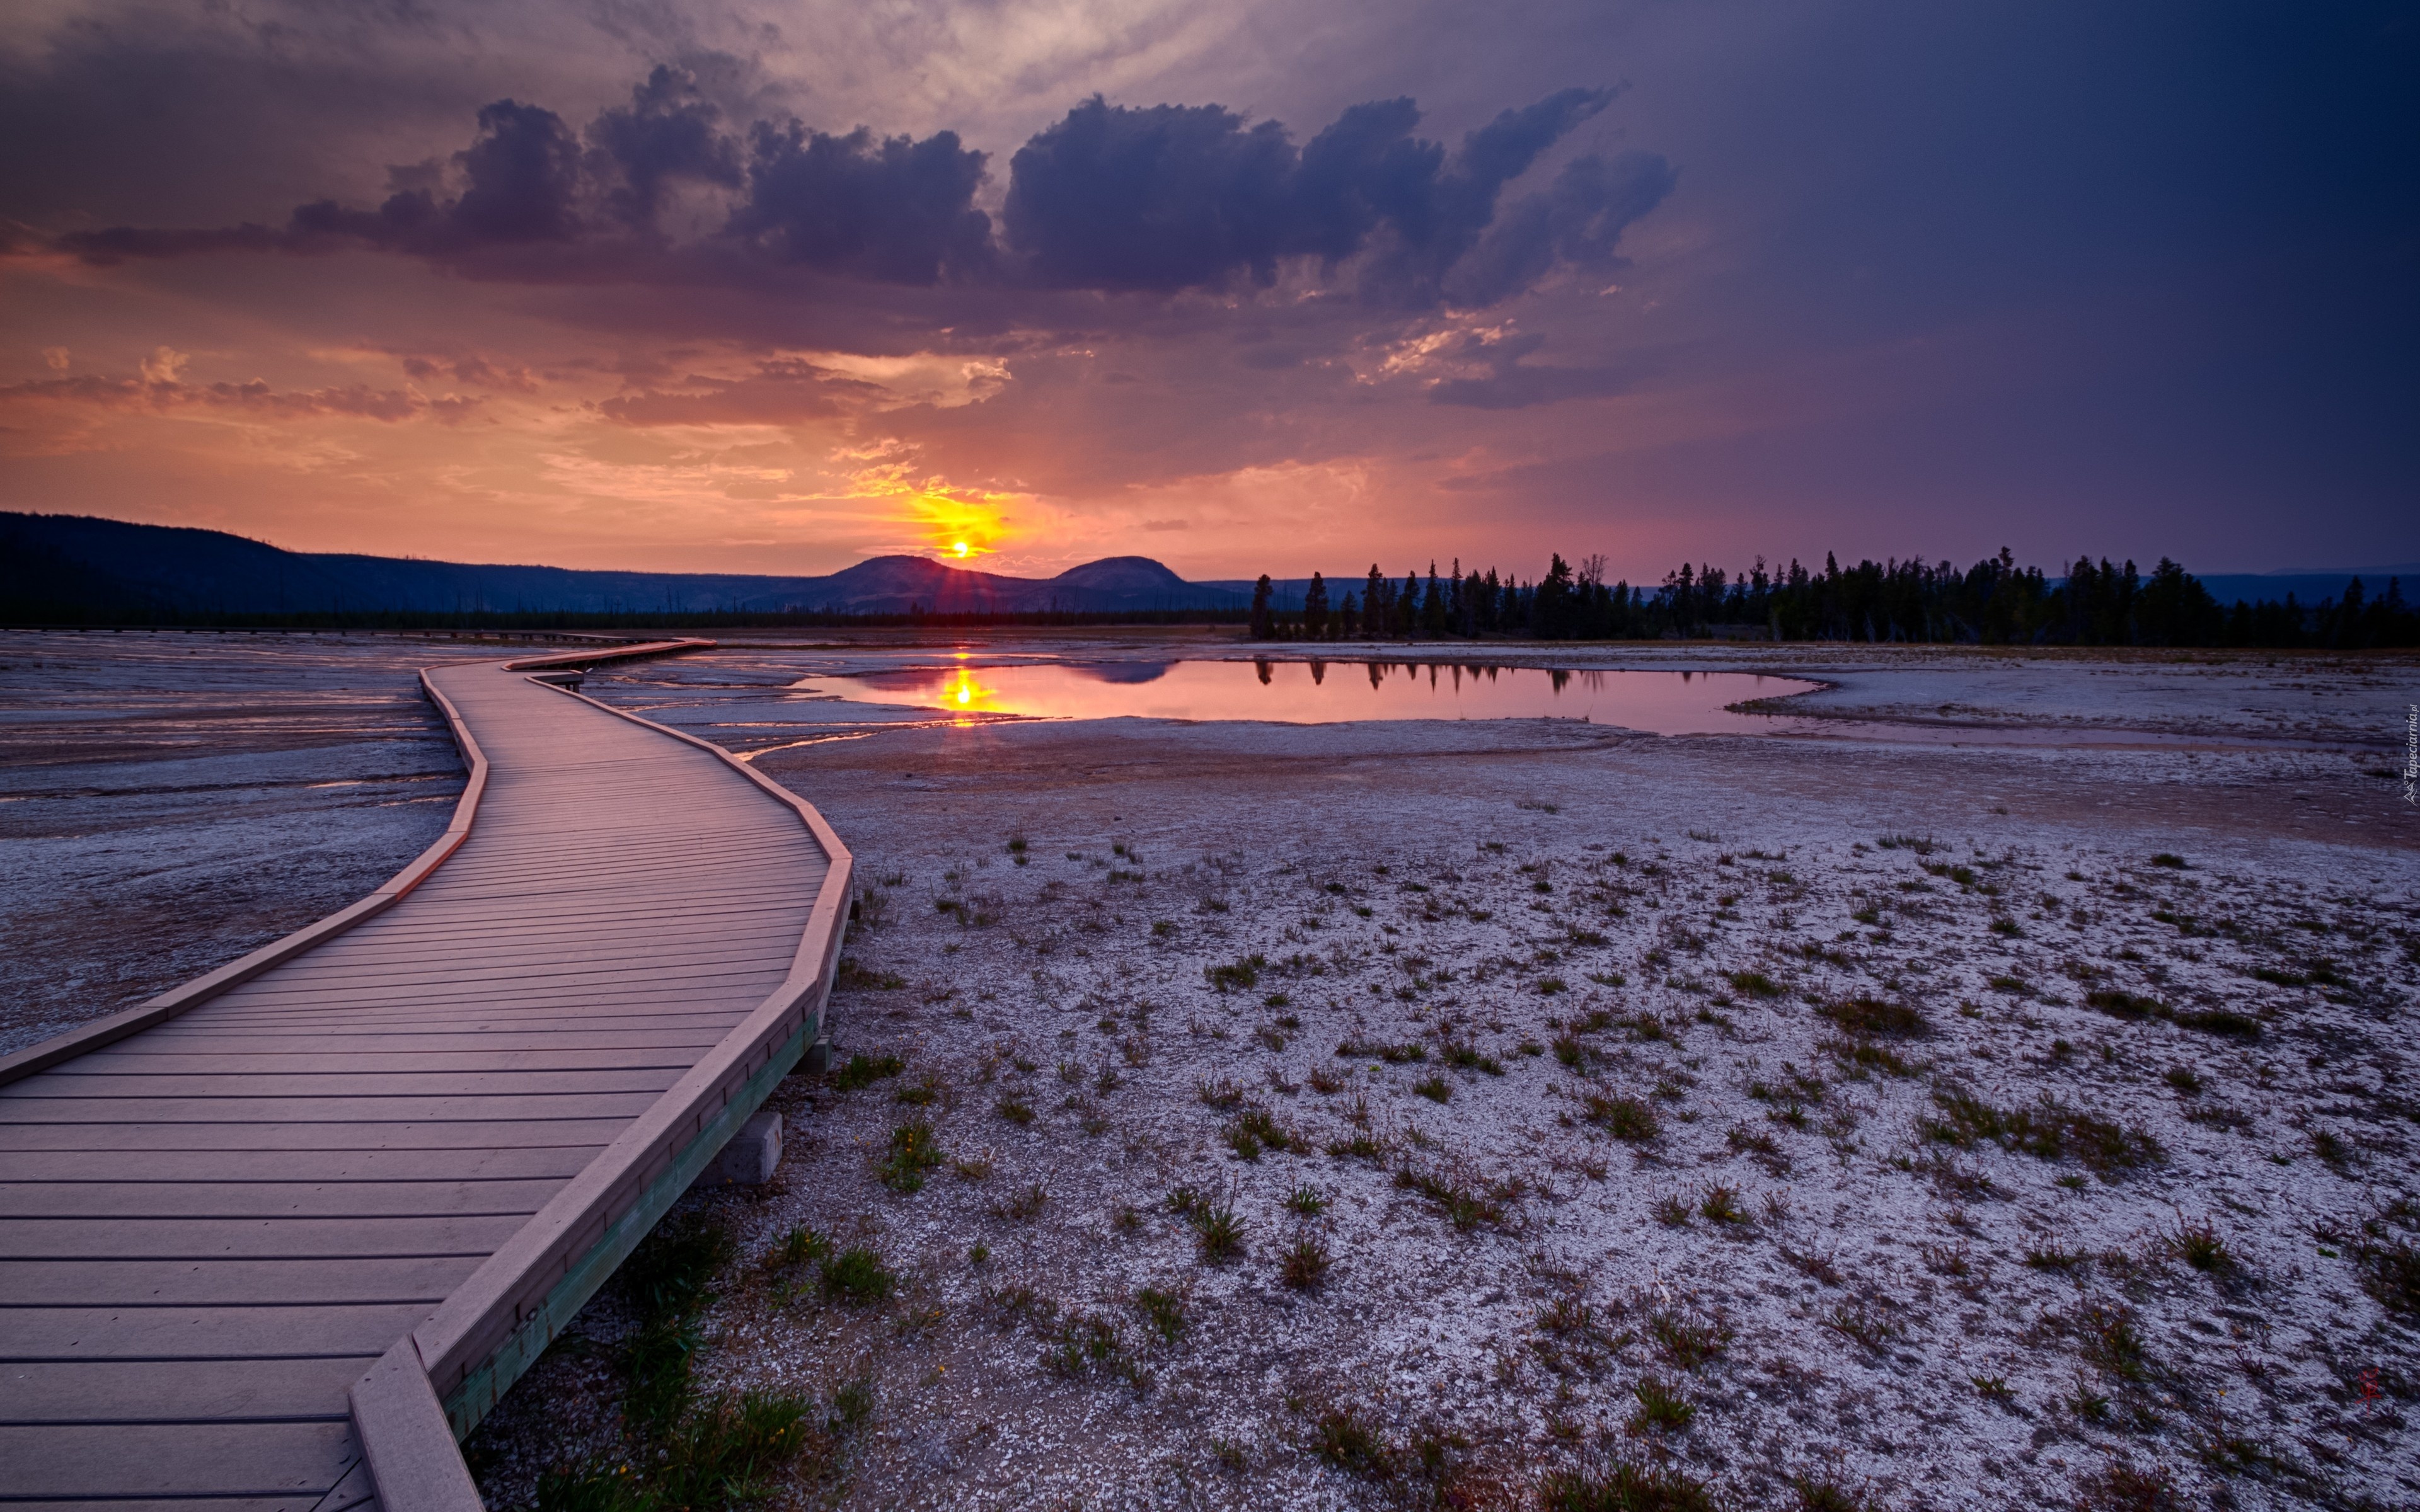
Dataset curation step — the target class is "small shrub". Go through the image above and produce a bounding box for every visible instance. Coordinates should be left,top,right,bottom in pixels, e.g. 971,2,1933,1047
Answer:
2150,853,2187,869
1698,1183,1746,1225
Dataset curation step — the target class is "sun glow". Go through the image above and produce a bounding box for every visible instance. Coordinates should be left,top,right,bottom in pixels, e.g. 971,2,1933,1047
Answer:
952,540,971,558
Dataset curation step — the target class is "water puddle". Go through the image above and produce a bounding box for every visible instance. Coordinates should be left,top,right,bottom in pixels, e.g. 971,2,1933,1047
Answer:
793,660,1818,735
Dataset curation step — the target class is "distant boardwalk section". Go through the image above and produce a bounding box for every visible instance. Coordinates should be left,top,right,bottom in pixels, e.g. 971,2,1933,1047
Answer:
0,639,851,1511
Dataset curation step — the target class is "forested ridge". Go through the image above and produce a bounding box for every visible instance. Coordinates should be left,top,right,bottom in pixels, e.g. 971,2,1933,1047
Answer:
1246,551,2419,648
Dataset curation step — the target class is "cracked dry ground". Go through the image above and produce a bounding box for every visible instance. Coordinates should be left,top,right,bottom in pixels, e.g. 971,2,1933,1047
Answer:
467,721,2417,1512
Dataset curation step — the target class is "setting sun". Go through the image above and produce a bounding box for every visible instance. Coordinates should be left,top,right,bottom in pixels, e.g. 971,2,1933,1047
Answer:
953,541,971,558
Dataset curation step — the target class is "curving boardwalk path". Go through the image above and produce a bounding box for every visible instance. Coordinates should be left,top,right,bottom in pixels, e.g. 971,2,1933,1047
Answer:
0,642,850,1512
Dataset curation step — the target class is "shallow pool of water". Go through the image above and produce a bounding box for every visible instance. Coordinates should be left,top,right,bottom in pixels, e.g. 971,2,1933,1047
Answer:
795,660,1818,735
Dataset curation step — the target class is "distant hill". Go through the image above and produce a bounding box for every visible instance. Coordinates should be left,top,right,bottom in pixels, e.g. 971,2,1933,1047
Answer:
0,513,1252,618
2192,568,2420,607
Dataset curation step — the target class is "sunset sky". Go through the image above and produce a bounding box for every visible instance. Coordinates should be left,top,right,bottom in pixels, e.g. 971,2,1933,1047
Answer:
2,1,2411,581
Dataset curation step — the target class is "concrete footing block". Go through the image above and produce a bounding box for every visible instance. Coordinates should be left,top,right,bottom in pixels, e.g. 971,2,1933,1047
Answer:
705,1111,781,1186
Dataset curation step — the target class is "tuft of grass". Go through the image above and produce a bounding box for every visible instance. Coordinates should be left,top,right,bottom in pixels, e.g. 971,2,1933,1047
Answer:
1279,1234,1332,1290
994,1091,1035,1125
993,1182,1049,1222
1395,1160,1512,1232
1191,1193,1245,1263
1338,1038,1426,1063
1540,1457,1717,1512
2150,852,2187,868
1204,954,1267,992
831,1052,904,1090
1412,1074,1452,1103
1135,1285,1186,1343
2085,988,2164,1021
1921,1085,2162,1175
1654,1194,1691,1227
1306,1402,1390,1479
1628,1377,1694,1432
2168,1215,2230,1272
877,1120,943,1193
1698,1183,1747,1225
1822,995,1927,1038
1647,1309,1731,1370
1284,1183,1327,1216
1726,969,1783,998
1582,1092,1659,1142
820,1246,896,1305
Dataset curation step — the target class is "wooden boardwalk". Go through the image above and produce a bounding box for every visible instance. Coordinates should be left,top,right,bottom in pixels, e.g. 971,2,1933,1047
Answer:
0,642,851,1511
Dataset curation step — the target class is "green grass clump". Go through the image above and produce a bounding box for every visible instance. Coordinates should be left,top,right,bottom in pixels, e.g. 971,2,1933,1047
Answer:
1582,1092,1659,1142
878,1120,943,1193
1540,1455,1717,1511
534,1217,828,1512
821,1246,897,1304
831,1053,903,1090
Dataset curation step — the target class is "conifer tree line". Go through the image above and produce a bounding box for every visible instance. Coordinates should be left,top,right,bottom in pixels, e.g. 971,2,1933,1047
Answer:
1245,550,2418,648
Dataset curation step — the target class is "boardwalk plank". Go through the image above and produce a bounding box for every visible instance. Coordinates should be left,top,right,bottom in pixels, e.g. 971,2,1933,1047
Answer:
0,1215,526,1258
0,1178,564,1219
0,1422,356,1496
0,1256,480,1307
0,1356,369,1425
1,1303,434,1360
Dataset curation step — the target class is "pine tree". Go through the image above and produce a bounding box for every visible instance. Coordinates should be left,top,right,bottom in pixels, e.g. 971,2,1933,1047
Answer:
1248,575,1274,640
1303,573,1331,640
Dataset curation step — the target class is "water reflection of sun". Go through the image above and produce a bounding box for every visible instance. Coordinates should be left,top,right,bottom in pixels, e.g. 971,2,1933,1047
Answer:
941,667,996,723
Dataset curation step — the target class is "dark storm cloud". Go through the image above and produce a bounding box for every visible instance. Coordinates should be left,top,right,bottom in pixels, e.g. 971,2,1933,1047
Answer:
728,123,993,284
47,73,1666,308
1000,88,1669,304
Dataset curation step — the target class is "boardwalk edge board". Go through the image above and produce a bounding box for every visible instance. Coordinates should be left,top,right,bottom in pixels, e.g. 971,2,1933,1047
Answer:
4,636,853,1512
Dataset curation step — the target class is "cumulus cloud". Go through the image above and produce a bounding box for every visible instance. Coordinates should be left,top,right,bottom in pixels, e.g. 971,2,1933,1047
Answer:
729,123,992,284
1001,88,1667,306
52,72,1665,310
